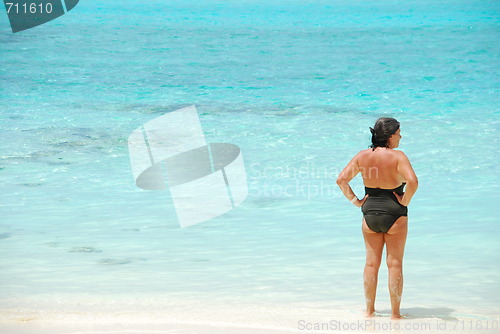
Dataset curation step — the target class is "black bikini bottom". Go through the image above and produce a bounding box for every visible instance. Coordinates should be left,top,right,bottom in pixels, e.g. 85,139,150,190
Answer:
361,184,407,233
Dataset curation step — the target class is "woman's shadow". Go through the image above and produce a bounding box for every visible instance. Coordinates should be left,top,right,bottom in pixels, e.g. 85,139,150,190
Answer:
378,307,458,321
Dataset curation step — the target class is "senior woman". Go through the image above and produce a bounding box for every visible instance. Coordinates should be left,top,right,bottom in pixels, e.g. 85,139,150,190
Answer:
336,117,418,319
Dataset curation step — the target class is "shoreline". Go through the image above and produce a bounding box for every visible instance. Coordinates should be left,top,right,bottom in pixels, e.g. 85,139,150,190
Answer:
1,295,498,334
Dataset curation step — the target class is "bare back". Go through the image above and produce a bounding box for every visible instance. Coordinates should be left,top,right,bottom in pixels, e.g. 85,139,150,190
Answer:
357,148,406,189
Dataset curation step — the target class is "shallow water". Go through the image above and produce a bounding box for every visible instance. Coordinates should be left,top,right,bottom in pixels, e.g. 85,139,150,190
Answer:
0,0,499,320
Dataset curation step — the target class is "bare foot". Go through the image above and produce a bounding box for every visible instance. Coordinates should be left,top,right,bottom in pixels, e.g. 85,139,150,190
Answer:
391,313,407,320
365,309,375,317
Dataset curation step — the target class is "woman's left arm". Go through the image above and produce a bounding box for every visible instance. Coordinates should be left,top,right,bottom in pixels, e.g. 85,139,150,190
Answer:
336,153,368,207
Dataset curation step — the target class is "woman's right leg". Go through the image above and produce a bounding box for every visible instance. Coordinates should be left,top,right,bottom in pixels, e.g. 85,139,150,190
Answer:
362,218,384,317
384,216,408,319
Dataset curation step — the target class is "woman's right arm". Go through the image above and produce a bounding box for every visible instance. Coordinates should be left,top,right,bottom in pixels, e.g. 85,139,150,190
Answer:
395,152,418,206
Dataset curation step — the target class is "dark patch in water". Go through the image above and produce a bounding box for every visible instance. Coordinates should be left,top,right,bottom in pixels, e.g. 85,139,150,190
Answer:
29,150,62,158
19,183,43,187
51,141,87,148
69,246,103,253
121,228,141,232
98,258,132,265
147,104,194,114
121,103,195,115
2,150,62,166
43,160,71,166
0,233,11,240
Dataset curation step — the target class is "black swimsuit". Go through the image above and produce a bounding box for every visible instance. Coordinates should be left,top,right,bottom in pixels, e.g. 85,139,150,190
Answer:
362,183,407,233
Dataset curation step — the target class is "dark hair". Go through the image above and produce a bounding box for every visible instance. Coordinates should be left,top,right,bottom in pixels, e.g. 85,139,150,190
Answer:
370,117,400,150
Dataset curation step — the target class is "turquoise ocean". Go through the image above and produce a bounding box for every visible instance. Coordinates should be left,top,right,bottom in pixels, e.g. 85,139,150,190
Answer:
0,0,499,324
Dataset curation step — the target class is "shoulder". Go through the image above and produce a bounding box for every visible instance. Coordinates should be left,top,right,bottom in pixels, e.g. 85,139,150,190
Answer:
356,149,371,157
353,149,370,160
351,149,371,163
393,150,410,162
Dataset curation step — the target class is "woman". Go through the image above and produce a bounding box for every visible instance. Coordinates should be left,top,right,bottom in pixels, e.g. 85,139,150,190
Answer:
336,117,418,319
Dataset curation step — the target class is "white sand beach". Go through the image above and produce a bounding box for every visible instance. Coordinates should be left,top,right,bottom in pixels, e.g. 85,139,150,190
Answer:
1,295,498,334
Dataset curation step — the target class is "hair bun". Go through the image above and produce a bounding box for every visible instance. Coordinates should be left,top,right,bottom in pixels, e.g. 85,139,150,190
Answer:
369,117,400,150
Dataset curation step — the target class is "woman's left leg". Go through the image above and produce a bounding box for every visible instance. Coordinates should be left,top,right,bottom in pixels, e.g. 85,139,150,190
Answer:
362,218,384,317
384,216,408,319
